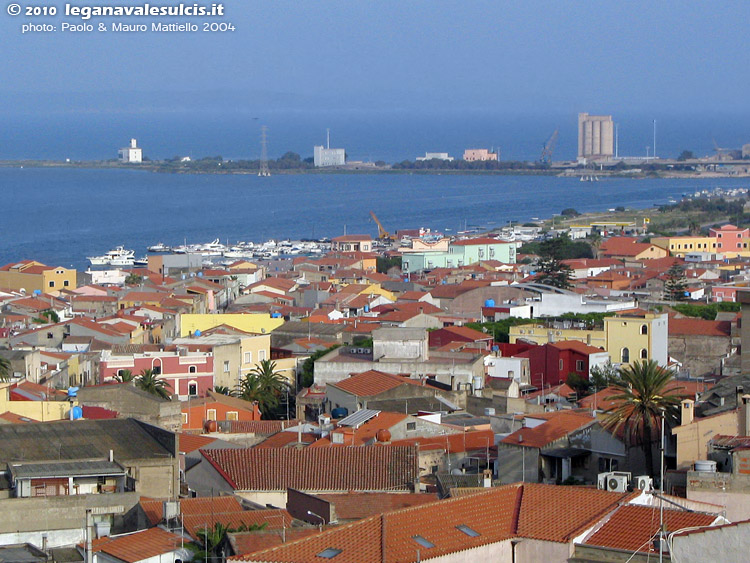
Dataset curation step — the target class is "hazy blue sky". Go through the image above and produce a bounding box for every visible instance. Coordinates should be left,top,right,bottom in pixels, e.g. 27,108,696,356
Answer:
2,1,750,115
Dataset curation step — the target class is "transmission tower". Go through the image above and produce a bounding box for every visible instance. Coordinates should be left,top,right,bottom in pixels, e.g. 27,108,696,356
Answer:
258,125,271,177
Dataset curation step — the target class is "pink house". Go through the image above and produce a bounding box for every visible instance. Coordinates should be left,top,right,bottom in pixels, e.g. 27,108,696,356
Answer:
710,224,750,253
463,148,498,161
100,350,214,400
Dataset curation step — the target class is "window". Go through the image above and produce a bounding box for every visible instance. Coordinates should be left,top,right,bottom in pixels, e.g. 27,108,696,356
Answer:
47,332,53,339
258,350,266,361
49,281,55,288
576,360,584,372
640,348,648,359
316,548,342,559
413,536,435,549
207,409,216,421
226,411,238,421
621,348,630,363
406,422,416,431
244,352,252,364
332,433,344,444
188,382,198,397
559,359,563,371
223,361,230,373
456,525,480,537
189,365,197,373
152,365,161,375
640,324,648,335
182,413,188,425
63,280,69,287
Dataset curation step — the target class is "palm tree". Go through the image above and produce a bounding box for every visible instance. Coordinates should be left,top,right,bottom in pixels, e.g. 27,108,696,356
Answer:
238,359,289,418
191,521,267,562
603,360,683,477
135,368,172,400
0,356,11,382
113,369,134,383
212,385,233,396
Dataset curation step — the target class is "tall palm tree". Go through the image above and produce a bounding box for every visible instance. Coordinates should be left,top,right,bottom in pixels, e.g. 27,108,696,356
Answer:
238,359,289,418
113,369,134,383
136,368,172,400
212,385,234,396
603,360,683,477
0,356,10,382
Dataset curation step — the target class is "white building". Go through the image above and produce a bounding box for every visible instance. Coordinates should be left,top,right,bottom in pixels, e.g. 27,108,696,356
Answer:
313,145,346,167
417,152,454,161
118,138,143,163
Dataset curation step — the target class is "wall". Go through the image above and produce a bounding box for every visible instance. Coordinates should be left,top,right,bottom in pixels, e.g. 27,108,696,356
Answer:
668,333,731,378
179,314,284,337
515,537,571,563
672,520,750,562
672,409,738,469
496,445,539,483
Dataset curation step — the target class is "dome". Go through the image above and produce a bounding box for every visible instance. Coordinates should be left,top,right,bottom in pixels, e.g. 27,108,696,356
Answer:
376,429,392,443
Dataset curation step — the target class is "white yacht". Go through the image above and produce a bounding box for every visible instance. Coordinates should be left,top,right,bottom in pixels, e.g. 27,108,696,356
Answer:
147,242,171,252
88,246,136,266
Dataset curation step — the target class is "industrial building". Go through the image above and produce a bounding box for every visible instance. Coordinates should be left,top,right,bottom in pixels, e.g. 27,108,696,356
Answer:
577,113,614,162
313,129,346,167
463,148,498,161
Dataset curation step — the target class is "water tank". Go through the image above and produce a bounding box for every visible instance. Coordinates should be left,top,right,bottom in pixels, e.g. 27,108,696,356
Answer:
204,420,218,433
197,271,203,277
694,460,717,472
472,375,484,391
194,329,202,337
484,408,496,416
331,407,348,419
364,305,370,313
491,345,499,352
376,429,392,443
33,289,42,296
70,406,83,420
484,299,495,308
271,312,281,318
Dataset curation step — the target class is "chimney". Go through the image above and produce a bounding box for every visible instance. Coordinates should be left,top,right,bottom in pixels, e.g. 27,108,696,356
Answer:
743,395,750,436
483,469,492,488
681,399,694,426
737,386,745,411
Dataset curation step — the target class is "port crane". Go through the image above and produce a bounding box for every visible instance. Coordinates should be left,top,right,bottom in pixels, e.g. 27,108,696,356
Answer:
369,211,392,240
540,129,559,163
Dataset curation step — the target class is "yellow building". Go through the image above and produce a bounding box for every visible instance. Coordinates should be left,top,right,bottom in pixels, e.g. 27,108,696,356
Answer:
603,309,668,367
0,260,77,294
509,309,668,368
179,313,285,338
651,236,717,257
672,399,743,470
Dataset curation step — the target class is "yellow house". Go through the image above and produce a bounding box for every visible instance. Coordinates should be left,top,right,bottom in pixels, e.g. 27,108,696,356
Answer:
604,309,668,367
179,313,285,338
672,399,743,470
0,260,77,294
509,309,668,368
651,236,717,257
509,324,605,348
0,384,73,421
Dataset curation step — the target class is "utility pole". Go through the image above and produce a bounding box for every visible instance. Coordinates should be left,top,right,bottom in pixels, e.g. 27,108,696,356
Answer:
258,125,271,177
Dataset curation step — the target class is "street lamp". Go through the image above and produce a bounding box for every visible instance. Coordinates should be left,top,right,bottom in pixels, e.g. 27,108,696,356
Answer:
307,510,325,532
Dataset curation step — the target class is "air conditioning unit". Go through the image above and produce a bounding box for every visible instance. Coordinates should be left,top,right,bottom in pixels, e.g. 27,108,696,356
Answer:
606,473,630,493
635,475,653,491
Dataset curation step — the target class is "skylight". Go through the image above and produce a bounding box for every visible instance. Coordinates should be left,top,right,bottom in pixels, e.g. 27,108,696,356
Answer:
456,524,481,537
316,548,342,558
413,535,436,549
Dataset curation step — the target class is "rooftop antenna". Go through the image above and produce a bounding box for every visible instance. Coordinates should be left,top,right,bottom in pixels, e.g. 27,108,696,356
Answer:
326,128,330,150
653,119,657,159
615,123,619,158
259,125,271,177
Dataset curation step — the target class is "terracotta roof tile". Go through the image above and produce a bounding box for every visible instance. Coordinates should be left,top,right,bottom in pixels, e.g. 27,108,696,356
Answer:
315,492,439,520
584,504,717,553
182,509,292,539
90,527,185,562
500,412,595,448
330,370,421,397
201,446,418,492
140,496,245,527
178,432,217,454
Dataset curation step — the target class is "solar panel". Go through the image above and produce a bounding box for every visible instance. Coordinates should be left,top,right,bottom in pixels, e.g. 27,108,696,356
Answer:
337,409,380,428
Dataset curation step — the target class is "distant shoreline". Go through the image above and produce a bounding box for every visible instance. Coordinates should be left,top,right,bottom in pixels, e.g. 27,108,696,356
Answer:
1,159,748,179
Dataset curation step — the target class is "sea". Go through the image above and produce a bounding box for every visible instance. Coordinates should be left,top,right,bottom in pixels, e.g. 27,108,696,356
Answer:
2,166,749,271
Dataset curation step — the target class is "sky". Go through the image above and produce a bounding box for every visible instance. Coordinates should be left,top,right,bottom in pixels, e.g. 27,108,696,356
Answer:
2,1,750,115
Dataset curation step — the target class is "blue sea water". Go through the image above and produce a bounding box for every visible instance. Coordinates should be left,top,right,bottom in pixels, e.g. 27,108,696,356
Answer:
1,166,748,271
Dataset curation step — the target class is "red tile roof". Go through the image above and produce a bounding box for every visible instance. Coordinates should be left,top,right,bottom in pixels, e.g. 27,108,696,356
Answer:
390,429,494,454
231,484,637,562
330,370,421,397
583,504,717,553
229,529,320,558
178,432,217,454
201,446,418,492
90,527,185,562
500,412,595,448
451,237,507,246
549,340,607,355
225,420,301,435
310,412,410,448
254,432,319,449
0,411,37,424
182,509,292,540
316,492,440,520
140,495,245,526
669,318,731,337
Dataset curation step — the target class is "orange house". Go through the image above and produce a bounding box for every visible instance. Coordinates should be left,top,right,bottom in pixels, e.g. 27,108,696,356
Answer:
181,390,262,430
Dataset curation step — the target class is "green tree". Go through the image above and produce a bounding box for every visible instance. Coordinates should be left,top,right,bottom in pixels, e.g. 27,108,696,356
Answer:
677,150,695,161
589,361,623,389
239,359,290,418
561,208,580,217
0,356,11,381
300,345,340,387
191,521,267,562
603,360,683,476
212,385,233,396
664,264,688,301
136,368,172,400
566,372,592,399
124,273,143,285
113,369,134,383
376,255,402,274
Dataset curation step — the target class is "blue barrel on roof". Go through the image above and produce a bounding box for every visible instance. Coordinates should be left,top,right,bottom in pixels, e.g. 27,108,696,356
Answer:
331,407,348,419
194,329,202,337
71,406,83,420
484,299,496,308
271,312,282,318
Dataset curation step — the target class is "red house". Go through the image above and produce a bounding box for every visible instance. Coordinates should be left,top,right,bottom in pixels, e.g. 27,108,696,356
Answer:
428,325,494,350
519,341,609,389
100,351,214,401
181,390,262,430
